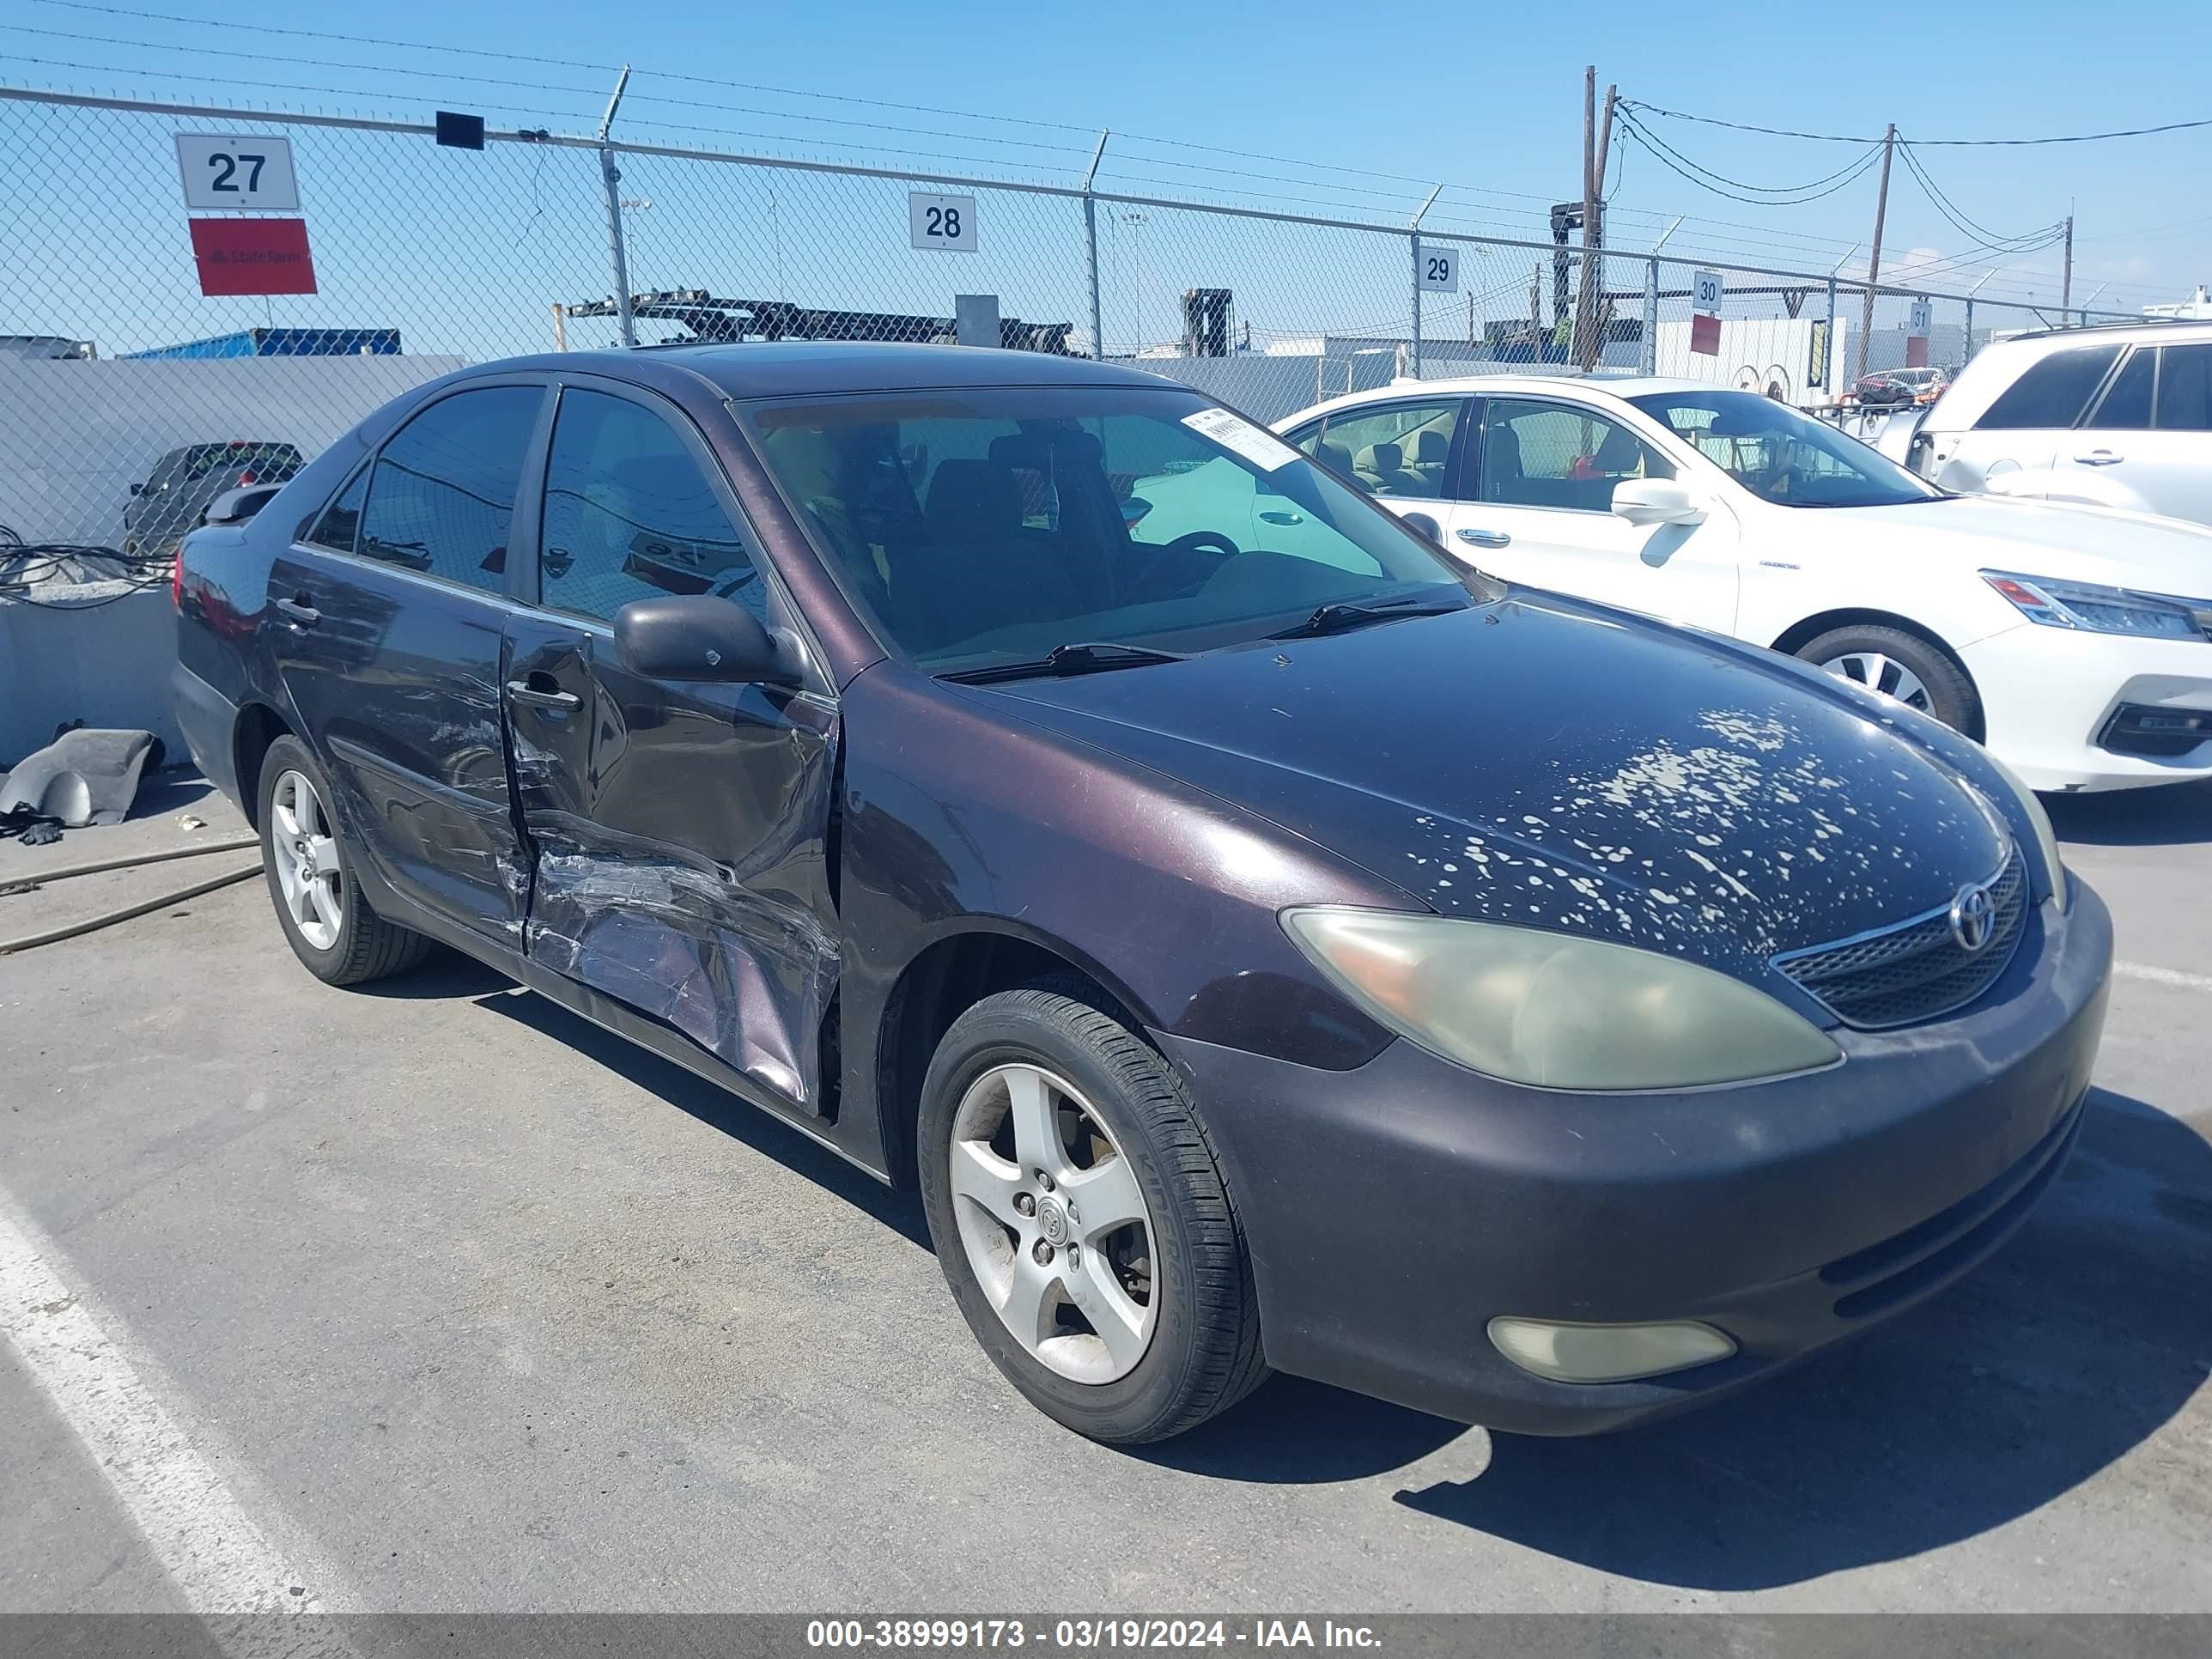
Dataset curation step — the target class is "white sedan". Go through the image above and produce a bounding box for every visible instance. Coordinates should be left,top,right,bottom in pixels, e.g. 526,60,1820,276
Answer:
1238,376,2212,793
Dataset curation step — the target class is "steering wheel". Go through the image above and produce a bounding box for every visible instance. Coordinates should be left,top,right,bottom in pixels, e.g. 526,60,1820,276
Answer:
1129,529,1243,599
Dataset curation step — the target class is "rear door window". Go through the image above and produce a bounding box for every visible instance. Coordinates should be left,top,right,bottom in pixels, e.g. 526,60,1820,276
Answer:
307,465,369,552
1974,345,2121,430
357,386,541,592
2086,349,2154,429
1310,401,1463,499
2154,343,2212,431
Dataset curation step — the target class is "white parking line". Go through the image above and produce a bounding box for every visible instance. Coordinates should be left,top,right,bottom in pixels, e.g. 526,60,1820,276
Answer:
2114,960,2212,994
0,1191,345,1627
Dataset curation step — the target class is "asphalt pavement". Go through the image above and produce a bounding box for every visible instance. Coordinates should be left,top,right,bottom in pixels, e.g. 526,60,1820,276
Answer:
2,772,2208,1615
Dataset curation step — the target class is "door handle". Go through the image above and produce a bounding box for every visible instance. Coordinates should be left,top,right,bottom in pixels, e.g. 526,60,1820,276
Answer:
1257,509,1305,526
2075,450,2124,465
275,593,320,628
506,678,580,711
1456,527,1512,549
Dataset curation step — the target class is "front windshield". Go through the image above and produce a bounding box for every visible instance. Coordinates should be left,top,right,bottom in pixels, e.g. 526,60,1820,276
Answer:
741,386,1483,672
1627,389,1942,508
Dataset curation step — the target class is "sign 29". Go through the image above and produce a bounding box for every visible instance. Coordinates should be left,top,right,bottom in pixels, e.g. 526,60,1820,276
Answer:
909,191,977,253
1417,246,1459,294
175,134,301,211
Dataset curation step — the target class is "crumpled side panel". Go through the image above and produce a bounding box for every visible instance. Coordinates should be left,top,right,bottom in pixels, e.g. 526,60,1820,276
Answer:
528,840,840,1113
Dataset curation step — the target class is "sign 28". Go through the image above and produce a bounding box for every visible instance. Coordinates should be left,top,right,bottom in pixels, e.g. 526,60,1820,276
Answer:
175,134,301,211
909,191,977,252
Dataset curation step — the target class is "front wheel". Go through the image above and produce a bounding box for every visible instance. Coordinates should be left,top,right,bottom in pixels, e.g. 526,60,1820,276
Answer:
1797,623,1979,737
917,981,1267,1443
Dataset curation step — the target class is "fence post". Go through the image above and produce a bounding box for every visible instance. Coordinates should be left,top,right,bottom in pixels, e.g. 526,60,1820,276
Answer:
597,66,636,349
1080,131,1109,362
1408,186,1441,380
1826,274,1838,395
1641,257,1658,374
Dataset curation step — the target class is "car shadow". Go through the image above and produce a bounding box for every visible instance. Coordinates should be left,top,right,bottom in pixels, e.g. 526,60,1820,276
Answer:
1388,1087,2212,1589
127,766,218,820
470,984,933,1249
2046,777,2212,848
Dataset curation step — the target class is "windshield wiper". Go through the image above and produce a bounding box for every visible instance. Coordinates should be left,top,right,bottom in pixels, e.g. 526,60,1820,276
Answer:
939,641,1191,684
1269,596,1463,640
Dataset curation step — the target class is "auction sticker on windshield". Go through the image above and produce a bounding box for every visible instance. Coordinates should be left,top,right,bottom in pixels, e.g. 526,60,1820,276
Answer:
1182,407,1302,471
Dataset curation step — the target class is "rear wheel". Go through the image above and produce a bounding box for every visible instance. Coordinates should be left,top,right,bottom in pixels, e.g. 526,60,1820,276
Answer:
1798,623,1978,736
917,981,1267,1443
257,735,431,986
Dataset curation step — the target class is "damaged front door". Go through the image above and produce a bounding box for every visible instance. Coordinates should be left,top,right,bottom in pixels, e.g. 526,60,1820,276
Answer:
504,382,842,1115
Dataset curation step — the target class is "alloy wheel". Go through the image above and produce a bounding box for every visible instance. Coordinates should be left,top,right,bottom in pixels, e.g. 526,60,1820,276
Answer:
269,769,344,951
946,1063,1158,1383
1820,650,1931,712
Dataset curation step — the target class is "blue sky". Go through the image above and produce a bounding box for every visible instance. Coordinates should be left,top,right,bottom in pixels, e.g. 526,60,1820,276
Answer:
8,0,2212,354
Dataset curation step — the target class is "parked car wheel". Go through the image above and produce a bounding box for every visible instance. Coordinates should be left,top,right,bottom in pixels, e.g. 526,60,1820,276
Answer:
1798,624,1979,735
257,735,432,986
917,981,1267,1443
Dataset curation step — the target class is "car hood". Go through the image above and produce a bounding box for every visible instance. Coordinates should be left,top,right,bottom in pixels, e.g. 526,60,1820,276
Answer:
966,595,2011,987
1801,495,2212,595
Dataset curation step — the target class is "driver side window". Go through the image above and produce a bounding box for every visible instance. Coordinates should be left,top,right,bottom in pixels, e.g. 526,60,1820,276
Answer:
1478,399,1673,513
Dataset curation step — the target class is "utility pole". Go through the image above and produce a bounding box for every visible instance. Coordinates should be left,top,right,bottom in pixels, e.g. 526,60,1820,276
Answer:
2061,211,2075,321
1579,82,1617,370
1575,68,1599,368
1854,123,1896,383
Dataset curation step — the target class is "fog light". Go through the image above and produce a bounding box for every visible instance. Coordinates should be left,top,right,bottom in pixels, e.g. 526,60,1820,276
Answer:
1488,1316,1736,1384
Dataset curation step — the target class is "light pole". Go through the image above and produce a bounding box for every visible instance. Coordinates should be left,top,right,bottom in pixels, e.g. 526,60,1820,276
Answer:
1122,211,1148,351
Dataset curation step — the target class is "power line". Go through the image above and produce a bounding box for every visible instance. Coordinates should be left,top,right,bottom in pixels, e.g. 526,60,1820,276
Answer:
1613,111,1883,206
1620,97,2212,148
1895,141,2063,252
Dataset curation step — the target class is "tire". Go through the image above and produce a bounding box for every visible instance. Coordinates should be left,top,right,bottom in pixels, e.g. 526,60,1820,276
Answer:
256,734,432,987
1796,623,1979,737
917,979,1268,1443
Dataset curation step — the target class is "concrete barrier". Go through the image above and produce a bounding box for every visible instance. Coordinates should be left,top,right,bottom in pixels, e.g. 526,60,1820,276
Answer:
1,582,181,769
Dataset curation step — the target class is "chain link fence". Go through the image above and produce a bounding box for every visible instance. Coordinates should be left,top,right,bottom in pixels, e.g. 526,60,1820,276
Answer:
0,84,2148,555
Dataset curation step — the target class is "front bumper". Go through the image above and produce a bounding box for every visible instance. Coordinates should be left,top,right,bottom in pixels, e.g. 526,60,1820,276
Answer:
1964,621,2212,792
1162,878,2112,1436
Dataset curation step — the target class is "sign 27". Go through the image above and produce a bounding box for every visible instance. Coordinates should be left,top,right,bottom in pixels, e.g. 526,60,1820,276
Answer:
174,134,301,211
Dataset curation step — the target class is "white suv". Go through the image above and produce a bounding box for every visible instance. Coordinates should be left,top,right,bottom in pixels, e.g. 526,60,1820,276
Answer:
1904,320,2212,526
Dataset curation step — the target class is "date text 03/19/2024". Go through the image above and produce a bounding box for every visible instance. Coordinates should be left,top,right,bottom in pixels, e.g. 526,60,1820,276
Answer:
804,1620,1383,1650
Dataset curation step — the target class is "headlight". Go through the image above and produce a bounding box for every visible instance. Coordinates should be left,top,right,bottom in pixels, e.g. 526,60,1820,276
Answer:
1982,570,2203,639
1979,750,2065,899
1281,908,1839,1091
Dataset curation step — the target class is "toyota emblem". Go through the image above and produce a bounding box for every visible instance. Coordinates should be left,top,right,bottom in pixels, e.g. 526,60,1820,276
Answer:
1949,881,1997,953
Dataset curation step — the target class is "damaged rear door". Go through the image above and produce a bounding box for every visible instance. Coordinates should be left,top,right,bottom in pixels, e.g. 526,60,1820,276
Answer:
503,379,842,1115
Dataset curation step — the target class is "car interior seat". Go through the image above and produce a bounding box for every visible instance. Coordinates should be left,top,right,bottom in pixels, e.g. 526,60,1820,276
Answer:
1354,441,1421,495
1402,428,1450,497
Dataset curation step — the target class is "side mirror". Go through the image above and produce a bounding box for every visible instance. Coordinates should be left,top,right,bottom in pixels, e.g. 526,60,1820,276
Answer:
614,594,801,688
1399,511,1443,544
1612,478,1708,527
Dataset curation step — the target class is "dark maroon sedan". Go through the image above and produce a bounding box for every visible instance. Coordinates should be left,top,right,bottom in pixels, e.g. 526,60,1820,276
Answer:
174,343,2107,1443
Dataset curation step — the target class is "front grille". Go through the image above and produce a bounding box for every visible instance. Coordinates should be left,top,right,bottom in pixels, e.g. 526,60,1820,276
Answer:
1773,849,2027,1030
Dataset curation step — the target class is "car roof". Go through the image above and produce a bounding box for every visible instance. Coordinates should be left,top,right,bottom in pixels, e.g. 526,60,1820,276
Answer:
453,341,1181,399
1287,374,1717,423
